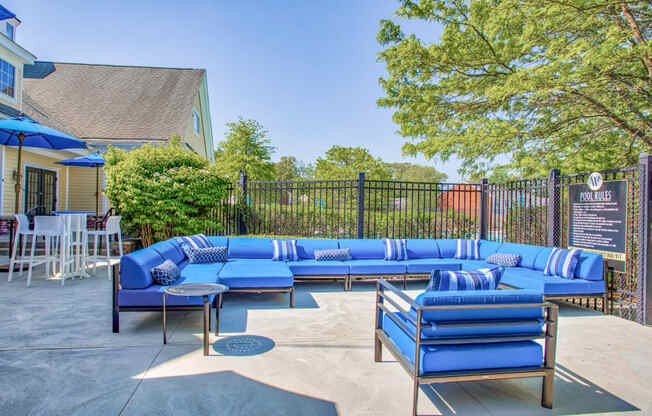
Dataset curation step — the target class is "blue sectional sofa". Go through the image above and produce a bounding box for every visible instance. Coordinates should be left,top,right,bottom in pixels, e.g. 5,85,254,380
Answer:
374,279,559,413
113,237,606,332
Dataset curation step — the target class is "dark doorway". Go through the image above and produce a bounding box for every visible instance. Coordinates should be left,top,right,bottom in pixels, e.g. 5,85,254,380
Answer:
24,166,56,215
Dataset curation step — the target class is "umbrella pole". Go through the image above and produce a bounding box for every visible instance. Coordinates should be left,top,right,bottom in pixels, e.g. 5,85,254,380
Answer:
96,165,100,216
14,133,23,214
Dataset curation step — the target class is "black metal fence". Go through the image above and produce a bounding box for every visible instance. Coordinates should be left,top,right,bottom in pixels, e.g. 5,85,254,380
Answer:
211,165,647,324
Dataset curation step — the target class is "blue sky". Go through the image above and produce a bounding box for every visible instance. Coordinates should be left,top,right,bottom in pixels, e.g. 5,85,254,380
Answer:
5,0,462,180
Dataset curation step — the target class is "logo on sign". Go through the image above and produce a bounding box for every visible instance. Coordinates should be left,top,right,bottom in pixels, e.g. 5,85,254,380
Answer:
587,172,603,191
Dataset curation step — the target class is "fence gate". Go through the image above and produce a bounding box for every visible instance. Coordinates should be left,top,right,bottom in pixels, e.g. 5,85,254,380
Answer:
24,166,57,215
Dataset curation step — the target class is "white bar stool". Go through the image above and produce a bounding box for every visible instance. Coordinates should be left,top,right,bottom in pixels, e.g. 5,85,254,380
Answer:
8,214,34,282
87,216,124,280
26,216,67,287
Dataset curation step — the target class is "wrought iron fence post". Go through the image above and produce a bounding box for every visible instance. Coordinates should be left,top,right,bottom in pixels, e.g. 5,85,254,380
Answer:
357,172,365,239
479,178,488,240
638,155,652,325
546,169,561,247
238,171,248,235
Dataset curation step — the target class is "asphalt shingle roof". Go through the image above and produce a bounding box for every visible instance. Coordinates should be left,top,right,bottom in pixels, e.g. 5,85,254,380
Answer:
23,62,205,141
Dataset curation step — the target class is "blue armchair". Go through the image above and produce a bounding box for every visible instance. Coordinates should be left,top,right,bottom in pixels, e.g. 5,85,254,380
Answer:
374,279,559,415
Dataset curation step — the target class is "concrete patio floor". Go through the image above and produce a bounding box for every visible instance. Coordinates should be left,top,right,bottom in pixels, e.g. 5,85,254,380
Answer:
1,265,651,416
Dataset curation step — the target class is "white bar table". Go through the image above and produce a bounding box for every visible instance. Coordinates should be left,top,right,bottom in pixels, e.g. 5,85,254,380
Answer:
53,211,94,279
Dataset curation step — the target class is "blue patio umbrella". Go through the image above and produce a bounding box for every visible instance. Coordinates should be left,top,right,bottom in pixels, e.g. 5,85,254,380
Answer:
56,153,105,215
0,116,87,213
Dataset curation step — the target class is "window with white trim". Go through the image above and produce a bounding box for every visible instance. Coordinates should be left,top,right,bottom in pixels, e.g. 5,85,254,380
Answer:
0,59,15,98
192,110,200,135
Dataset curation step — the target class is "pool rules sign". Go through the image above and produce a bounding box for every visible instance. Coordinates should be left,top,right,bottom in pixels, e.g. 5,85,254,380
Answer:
568,172,627,265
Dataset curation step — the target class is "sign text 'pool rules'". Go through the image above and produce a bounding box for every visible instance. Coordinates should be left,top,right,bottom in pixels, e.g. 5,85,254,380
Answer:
568,172,627,268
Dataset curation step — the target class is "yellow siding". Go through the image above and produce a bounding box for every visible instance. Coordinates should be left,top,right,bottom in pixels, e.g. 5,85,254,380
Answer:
67,165,103,213
2,147,68,215
182,93,207,158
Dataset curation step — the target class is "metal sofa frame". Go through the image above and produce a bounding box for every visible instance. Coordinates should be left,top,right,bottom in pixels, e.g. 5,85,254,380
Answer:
374,278,559,416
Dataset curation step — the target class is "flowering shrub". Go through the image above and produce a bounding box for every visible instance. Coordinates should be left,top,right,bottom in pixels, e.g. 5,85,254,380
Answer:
104,140,229,246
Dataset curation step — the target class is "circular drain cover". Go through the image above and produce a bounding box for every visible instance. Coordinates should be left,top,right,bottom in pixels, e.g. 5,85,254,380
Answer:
213,335,275,356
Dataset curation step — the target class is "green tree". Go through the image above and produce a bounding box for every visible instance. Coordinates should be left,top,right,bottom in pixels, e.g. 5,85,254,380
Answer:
214,117,275,180
377,0,651,178
313,146,392,180
104,140,229,246
386,162,447,182
275,156,300,181
274,156,315,181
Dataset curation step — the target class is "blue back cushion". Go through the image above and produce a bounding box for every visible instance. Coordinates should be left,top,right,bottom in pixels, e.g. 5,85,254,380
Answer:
227,237,273,259
120,248,165,289
296,239,339,259
478,240,502,259
496,243,544,269
338,239,385,259
415,289,544,323
435,239,457,258
150,240,186,265
575,251,604,281
406,239,440,259
207,236,229,247
533,247,554,271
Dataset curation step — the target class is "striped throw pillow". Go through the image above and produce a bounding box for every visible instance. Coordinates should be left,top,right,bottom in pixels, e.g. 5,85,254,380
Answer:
544,248,581,279
178,234,212,249
272,239,299,261
383,238,408,261
426,267,504,291
454,239,480,260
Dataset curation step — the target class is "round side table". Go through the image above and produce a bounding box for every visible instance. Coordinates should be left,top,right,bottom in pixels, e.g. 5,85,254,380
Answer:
163,283,228,356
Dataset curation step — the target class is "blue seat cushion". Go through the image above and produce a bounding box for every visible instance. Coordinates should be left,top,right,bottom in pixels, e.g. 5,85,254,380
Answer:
118,263,221,307
500,267,605,295
497,243,544,269
120,248,165,289
542,275,605,295
150,239,187,265
478,240,502,259
460,260,494,270
405,259,462,274
435,239,457,258
383,312,543,374
338,239,385,259
227,237,273,259
287,260,349,275
295,239,339,259
218,261,293,288
348,260,407,275
415,289,544,323
405,239,440,259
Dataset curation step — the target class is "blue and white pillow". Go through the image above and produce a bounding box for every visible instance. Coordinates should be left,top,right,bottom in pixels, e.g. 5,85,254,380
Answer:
383,238,408,261
272,239,299,261
454,239,480,260
151,259,181,286
426,267,504,291
486,253,522,267
177,234,212,249
544,248,581,279
185,246,228,264
314,248,352,261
